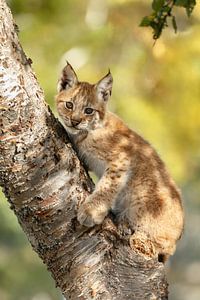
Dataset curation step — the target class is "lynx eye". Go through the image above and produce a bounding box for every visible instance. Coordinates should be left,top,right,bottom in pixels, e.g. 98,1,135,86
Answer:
84,107,94,115
65,101,73,110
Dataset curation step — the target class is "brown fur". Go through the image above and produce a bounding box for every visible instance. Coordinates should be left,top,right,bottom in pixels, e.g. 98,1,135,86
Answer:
56,62,184,261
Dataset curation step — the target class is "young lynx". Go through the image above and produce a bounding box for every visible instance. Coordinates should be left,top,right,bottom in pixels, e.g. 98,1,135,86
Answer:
56,62,184,261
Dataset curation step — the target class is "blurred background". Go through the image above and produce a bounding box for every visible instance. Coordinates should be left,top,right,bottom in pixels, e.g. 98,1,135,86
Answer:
0,0,200,299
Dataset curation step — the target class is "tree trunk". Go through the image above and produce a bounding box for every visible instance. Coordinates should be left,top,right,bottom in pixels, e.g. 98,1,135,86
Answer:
0,1,168,299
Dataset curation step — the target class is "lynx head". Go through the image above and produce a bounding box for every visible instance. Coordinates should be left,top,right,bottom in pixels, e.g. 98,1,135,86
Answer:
56,62,113,134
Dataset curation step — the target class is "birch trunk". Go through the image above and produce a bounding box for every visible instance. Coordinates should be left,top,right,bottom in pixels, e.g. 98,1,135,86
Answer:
0,1,168,299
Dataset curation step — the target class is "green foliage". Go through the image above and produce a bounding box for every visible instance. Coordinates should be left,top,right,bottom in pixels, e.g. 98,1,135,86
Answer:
140,0,196,39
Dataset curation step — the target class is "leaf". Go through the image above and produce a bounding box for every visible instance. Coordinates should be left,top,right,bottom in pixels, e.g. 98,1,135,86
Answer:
153,23,164,40
174,0,196,16
162,5,172,14
152,0,165,12
174,0,188,7
186,1,196,17
172,15,177,33
140,16,153,27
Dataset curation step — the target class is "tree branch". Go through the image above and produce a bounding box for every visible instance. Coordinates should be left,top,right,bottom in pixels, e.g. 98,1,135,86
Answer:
0,1,168,299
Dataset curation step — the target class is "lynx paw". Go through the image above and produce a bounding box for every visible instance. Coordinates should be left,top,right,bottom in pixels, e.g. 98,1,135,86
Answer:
77,202,108,227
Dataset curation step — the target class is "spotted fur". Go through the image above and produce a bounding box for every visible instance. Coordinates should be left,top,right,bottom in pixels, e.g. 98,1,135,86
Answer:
56,62,184,261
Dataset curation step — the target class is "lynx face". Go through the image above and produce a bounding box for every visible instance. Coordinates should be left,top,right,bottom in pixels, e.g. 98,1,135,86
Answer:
56,63,113,134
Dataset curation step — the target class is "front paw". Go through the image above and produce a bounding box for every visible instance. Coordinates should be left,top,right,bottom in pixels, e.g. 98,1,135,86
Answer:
77,202,108,227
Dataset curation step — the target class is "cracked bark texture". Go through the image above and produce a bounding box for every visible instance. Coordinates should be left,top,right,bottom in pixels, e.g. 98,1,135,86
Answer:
0,1,168,299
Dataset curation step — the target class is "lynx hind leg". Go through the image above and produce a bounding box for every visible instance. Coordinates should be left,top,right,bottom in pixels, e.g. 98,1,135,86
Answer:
157,240,176,263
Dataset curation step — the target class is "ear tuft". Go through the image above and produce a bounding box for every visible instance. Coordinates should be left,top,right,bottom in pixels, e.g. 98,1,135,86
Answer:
57,61,78,92
96,70,113,101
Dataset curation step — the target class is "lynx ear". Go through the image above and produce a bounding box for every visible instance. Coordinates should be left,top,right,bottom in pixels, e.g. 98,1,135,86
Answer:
95,70,113,101
57,62,78,92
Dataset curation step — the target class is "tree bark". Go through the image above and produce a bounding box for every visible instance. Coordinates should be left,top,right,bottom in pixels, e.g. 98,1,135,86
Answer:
0,1,168,299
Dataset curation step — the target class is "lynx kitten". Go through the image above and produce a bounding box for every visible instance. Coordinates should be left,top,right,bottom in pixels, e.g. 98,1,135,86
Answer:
56,62,184,261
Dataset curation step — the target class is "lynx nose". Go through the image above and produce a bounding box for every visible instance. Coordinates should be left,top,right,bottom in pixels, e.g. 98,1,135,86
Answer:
71,118,81,127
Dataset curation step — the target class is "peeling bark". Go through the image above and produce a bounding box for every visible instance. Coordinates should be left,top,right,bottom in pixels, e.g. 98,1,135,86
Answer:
0,1,168,299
